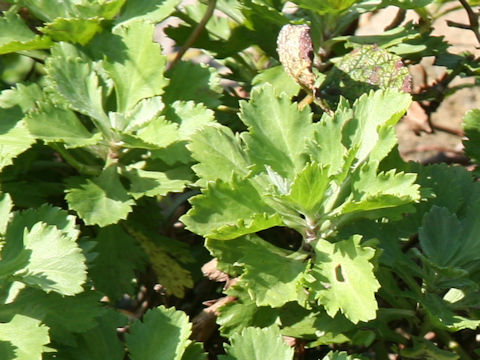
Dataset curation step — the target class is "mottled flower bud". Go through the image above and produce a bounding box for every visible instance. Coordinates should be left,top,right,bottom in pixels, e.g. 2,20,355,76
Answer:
277,24,315,91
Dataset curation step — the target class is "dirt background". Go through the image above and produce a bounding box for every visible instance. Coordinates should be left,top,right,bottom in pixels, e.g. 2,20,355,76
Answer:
357,5,480,162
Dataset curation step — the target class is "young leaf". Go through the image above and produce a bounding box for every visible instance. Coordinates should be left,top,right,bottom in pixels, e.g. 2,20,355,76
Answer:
126,306,196,360
308,102,350,176
181,177,282,240
65,165,134,227
91,20,168,112
310,236,380,323
240,84,313,179
0,314,50,360
219,326,294,360
282,162,330,216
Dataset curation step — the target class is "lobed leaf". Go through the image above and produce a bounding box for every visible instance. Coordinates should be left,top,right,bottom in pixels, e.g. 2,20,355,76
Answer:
90,20,168,112
219,326,294,360
188,125,250,183
126,306,199,360
65,165,134,227
0,10,51,55
310,236,380,323
240,84,313,179
181,177,282,240
0,314,50,360
26,101,101,148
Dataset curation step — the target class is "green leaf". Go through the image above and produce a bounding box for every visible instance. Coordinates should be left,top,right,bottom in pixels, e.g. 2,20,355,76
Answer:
16,0,125,21
13,222,87,295
163,62,222,108
240,84,313,179
0,10,51,55
39,17,103,45
188,125,250,183
252,66,300,98
217,290,279,336
55,309,127,360
292,0,358,14
65,165,134,227
321,46,412,104
310,236,380,323
282,163,330,216
400,337,459,359
308,101,350,176
126,306,193,360
116,0,180,25
89,226,146,300
0,288,104,345
463,109,480,167
181,342,207,360
1,204,86,295
419,206,462,268
219,326,294,360
0,314,50,360
164,101,215,139
0,193,13,234
385,0,434,9
181,177,282,240
123,166,190,199
422,293,480,331
322,351,366,360
0,83,43,112
110,96,164,132
208,235,309,307
339,163,420,215
26,101,101,148
91,20,168,112
46,43,110,134
0,100,35,171
345,90,411,166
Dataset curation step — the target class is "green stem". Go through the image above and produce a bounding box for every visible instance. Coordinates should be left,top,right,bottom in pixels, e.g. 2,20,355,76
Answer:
50,144,102,176
168,0,217,71
436,329,473,360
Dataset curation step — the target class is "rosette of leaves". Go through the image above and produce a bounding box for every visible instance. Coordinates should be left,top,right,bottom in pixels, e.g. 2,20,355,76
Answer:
0,3,222,298
181,85,420,328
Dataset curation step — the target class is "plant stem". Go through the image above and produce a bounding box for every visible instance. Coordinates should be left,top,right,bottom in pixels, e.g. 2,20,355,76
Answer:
458,0,480,46
436,329,473,360
168,0,217,71
50,144,102,176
